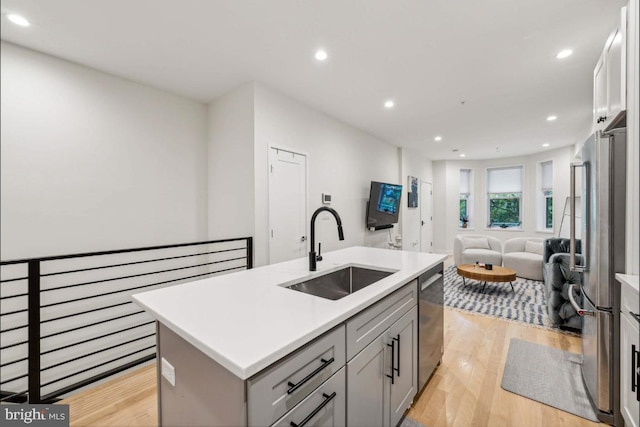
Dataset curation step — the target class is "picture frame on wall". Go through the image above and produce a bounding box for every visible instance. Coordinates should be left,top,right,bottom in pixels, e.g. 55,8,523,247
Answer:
408,175,418,208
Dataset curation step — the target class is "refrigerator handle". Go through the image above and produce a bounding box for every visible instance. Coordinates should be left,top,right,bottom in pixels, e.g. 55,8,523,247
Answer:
570,162,586,272
568,284,595,316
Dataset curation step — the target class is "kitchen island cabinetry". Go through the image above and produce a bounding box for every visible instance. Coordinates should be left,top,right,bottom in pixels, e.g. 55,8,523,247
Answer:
133,247,446,427
347,306,417,427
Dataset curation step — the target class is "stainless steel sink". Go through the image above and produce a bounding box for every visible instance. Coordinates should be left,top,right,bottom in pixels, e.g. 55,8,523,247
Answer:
285,266,394,300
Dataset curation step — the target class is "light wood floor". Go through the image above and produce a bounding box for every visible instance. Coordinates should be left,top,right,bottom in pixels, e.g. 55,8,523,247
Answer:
60,309,596,427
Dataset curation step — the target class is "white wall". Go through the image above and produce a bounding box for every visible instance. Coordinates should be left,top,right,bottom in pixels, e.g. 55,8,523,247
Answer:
432,146,574,253
432,162,448,254
253,83,400,266
399,148,433,252
0,42,209,259
207,83,256,240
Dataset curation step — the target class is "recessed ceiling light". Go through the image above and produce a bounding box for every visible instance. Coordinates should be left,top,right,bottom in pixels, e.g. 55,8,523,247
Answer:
7,14,30,27
459,153,466,158
314,50,328,61
384,100,395,109
556,49,573,59
434,136,442,142
542,143,550,147
547,115,557,121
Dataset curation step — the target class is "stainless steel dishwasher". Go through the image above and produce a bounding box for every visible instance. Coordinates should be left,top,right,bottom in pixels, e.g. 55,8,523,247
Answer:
417,262,444,392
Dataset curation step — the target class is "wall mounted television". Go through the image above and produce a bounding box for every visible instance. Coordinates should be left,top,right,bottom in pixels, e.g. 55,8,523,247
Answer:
366,181,403,230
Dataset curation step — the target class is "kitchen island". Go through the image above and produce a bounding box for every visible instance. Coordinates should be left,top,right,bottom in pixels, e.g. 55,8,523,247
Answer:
133,246,446,426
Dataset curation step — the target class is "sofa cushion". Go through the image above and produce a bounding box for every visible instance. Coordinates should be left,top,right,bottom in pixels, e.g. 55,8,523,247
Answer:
503,252,543,281
462,237,490,250
525,240,544,255
461,248,502,265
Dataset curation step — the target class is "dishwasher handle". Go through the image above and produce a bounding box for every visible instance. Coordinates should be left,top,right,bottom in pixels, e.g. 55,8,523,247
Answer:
420,273,442,291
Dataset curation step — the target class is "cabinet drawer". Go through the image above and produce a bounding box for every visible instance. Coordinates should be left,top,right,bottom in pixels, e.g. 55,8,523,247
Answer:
346,280,417,360
271,367,346,427
248,325,346,427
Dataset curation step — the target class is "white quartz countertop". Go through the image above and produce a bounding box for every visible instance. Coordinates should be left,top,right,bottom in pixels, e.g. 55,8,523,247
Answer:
616,273,639,293
132,246,446,379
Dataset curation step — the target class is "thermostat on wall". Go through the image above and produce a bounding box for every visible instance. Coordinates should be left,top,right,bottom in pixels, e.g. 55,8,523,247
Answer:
322,193,332,204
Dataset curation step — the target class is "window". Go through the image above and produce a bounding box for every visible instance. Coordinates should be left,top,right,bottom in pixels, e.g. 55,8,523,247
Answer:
539,161,553,230
460,169,471,228
487,166,523,229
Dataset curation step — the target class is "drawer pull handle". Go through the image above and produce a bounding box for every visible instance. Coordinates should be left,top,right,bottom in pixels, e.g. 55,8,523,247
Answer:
287,357,334,394
289,392,336,427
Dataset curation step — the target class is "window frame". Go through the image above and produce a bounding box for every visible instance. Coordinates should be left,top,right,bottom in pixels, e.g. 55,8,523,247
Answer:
538,160,554,232
544,190,553,229
485,165,524,230
459,169,472,228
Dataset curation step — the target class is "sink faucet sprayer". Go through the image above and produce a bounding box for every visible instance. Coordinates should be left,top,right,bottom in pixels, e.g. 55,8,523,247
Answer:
309,207,344,271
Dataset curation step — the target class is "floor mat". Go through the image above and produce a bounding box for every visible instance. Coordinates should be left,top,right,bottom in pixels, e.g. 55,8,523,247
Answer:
501,338,599,422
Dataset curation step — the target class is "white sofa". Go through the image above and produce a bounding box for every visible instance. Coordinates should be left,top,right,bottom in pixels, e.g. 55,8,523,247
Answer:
502,237,544,281
453,235,503,266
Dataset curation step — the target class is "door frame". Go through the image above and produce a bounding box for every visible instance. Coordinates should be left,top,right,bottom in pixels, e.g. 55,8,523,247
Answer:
268,146,309,263
420,181,433,252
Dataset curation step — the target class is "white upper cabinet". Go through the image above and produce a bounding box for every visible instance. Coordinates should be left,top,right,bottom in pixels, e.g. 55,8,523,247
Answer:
593,7,627,131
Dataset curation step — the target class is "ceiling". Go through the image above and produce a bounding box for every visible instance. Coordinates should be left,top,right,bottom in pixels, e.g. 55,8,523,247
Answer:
0,0,627,160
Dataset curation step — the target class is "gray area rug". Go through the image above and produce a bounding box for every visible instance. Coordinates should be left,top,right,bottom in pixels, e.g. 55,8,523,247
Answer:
399,416,428,427
444,265,555,329
501,338,599,422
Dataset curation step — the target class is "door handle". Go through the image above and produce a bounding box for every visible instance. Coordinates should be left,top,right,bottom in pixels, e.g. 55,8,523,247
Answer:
570,162,587,272
300,236,307,242
386,340,395,384
567,285,595,316
393,335,400,377
631,344,639,401
421,220,425,226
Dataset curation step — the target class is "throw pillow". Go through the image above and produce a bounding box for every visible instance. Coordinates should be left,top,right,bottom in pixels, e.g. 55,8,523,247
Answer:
463,237,490,250
525,240,544,255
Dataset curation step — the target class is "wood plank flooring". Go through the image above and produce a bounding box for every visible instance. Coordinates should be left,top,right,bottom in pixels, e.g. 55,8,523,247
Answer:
60,309,596,427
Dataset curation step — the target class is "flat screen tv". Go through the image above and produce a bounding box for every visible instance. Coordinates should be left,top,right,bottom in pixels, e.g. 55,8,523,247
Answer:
366,181,403,229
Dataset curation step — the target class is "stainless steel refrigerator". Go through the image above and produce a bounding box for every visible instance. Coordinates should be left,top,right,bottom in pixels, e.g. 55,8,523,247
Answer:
569,127,626,426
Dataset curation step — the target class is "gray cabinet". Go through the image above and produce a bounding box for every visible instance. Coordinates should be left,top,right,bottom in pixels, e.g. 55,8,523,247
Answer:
347,305,418,427
388,307,418,427
346,333,388,427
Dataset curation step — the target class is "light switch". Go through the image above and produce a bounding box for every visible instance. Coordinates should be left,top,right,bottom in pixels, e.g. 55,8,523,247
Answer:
161,357,176,386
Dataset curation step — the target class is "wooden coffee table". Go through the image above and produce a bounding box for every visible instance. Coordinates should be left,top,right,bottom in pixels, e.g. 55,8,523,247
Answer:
456,264,517,293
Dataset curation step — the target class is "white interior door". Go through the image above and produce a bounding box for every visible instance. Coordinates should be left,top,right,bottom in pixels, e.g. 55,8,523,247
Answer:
420,181,433,252
269,148,307,264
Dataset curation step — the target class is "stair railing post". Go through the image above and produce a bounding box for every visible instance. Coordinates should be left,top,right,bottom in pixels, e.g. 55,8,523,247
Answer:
27,260,41,403
247,237,253,269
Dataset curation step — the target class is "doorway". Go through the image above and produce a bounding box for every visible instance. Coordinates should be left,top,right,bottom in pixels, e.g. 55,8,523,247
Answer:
268,148,307,264
420,181,433,252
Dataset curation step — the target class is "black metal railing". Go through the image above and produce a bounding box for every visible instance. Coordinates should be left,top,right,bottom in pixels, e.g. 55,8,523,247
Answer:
0,237,253,403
